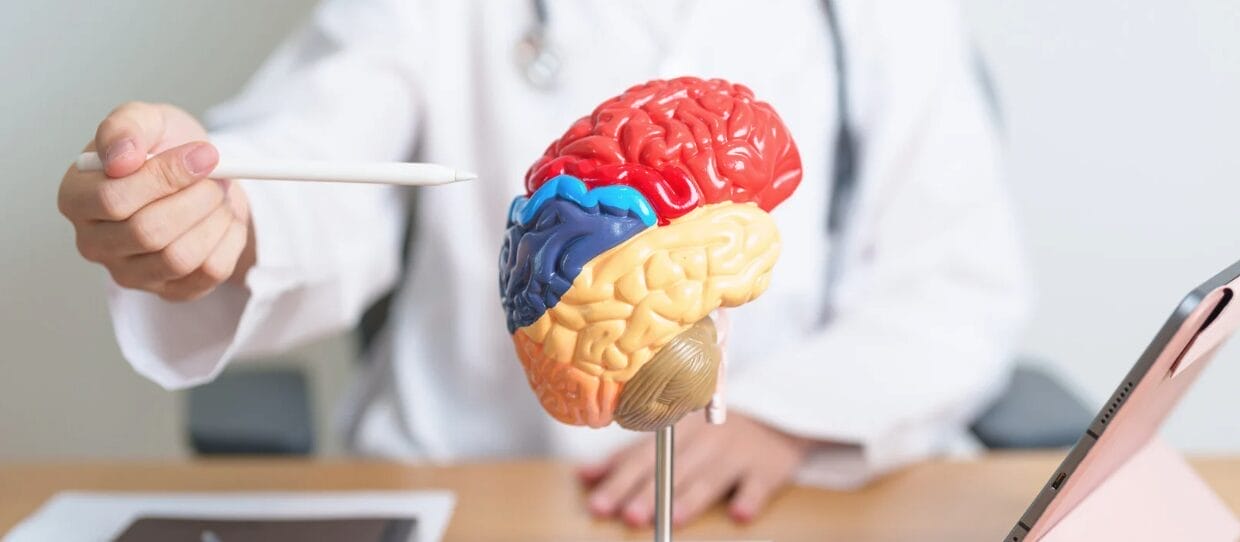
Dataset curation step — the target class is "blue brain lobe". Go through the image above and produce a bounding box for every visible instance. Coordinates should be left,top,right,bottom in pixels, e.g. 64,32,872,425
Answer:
499,176,652,333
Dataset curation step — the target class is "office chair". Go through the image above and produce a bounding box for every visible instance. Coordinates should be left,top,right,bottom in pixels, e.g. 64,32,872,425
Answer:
184,287,400,456
186,348,1093,455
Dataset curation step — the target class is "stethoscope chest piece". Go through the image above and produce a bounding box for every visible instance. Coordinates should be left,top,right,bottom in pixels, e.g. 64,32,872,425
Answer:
516,26,561,91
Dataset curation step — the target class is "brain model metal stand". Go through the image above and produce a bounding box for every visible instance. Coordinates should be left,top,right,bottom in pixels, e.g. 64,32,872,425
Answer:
499,77,802,431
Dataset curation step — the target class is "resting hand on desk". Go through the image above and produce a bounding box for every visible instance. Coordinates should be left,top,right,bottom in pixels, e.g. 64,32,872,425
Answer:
578,413,812,528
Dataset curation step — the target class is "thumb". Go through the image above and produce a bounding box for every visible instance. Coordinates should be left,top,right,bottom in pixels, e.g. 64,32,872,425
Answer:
131,142,219,201
94,102,172,178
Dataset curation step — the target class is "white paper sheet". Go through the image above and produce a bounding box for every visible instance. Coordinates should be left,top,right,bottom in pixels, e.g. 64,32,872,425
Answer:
3,490,455,542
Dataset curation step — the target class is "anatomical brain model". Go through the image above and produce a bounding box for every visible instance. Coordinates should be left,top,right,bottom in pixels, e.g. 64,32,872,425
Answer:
499,77,802,431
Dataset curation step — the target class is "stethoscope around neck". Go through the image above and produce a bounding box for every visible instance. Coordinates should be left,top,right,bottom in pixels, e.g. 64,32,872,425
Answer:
514,0,859,322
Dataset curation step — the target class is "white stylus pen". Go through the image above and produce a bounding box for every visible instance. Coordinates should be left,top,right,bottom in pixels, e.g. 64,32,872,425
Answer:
74,152,477,186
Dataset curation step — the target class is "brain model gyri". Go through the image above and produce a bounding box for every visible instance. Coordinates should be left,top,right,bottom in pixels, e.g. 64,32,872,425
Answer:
499,77,802,431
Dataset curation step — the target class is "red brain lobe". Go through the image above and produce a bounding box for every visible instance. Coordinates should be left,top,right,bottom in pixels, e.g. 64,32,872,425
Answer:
525,77,803,223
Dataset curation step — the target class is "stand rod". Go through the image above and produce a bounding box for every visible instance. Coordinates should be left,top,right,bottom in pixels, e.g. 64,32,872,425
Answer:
654,424,674,542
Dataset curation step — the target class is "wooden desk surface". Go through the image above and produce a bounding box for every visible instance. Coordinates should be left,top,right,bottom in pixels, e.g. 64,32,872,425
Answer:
3,454,1239,541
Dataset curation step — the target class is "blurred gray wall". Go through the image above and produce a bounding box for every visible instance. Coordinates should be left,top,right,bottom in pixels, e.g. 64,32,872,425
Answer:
965,0,1240,452
2,0,1240,458
0,0,335,459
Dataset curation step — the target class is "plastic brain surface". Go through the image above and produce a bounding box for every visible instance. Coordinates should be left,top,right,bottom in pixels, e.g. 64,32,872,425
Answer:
499,77,801,430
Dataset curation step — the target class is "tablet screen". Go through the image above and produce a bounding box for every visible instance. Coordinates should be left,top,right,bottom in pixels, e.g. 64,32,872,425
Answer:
112,516,416,542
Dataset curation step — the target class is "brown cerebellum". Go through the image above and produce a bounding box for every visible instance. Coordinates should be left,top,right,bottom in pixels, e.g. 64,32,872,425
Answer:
614,317,721,431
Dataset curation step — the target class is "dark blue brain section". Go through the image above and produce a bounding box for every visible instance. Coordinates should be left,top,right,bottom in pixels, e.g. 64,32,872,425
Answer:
499,199,648,333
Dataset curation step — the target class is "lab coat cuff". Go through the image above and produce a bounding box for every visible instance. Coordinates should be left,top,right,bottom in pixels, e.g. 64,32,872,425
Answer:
725,375,895,489
728,377,964,490
107,260,299,390
105,131,303,389
724,325,999,488
107,279,250,389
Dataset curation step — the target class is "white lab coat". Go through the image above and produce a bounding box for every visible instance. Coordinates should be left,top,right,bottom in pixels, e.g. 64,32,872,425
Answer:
106,0,1029,488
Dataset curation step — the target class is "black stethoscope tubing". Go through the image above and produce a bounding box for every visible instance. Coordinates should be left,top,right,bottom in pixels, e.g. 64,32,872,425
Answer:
520,0,858,234
519,0,859,320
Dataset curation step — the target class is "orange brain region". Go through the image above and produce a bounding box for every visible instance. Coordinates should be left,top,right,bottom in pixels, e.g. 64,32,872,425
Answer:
499,77,801,430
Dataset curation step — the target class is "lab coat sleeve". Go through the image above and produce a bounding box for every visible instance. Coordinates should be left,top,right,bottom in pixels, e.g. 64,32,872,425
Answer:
725,0,1031,488
107,0,420,389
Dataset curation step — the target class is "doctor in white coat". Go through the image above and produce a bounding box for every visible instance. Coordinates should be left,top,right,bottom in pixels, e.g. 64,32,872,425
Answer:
57,0,1028,528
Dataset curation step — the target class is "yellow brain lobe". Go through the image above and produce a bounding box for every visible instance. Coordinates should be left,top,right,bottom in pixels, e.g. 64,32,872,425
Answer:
514,202,780,426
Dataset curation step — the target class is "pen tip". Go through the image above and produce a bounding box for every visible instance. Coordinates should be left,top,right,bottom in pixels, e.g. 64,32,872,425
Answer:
455,171,479,182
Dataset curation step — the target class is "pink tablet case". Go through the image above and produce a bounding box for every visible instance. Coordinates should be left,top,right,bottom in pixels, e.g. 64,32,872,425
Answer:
1028,278,1240,541
1040,437,1238,541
